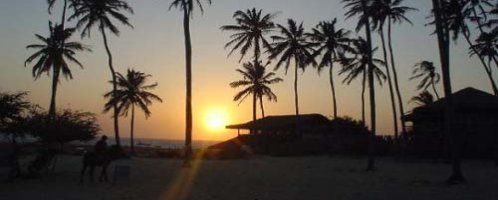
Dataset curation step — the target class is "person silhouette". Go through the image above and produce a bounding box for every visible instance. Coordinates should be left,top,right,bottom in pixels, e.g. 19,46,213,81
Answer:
94,136,108,162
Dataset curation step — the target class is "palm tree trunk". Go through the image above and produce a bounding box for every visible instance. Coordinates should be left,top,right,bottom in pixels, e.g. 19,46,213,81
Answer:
183,9,193,166
462,29,498,95
361,72,366,124
294,58,300,116
48,66,60,120
259,96,265,118
379,28,399,139
362,0,376,171
329,60,338,119
432,82,440,100
432,0,465,184
252,91,257,122
387,18,406,139
100,27,120,147
60,0,67,29
130,104,135,156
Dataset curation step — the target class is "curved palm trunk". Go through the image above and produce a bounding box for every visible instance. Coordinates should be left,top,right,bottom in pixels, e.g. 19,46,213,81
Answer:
259,96,265,118
48,66,61,120
183,9,193,166
294,58,300,116
329,61,338,119
361,72,366,124
379,28,399,139
432,82,440,100
101,27,121,147
387,19,406,140
462,29,498,95
362,0,376,171
432,0,465,184
130,104,135,156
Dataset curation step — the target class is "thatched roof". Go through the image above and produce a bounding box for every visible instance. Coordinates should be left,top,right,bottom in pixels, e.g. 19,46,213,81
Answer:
226,114,330,131
403,87,498,121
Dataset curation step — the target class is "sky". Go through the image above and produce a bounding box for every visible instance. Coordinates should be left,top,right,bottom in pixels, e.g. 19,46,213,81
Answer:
0,0,495,141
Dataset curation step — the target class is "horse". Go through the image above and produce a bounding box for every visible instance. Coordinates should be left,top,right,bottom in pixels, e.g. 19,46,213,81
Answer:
79,145,121,183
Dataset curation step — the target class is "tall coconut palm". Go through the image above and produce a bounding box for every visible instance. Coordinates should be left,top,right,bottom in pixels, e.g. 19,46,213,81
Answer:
370,0,417,139
25,22,90,120
410,61,441,99
409,91,434,107
221,8,276,64
269,19,316,116
339,38,386,125
343,0,378,171
306,18,353,119
221,8,276,122
69,0,134,146
230,62,283,119
104,69,163,156
431,0,466,184
442,0,498,95
169,0,212,165
370,0,416,139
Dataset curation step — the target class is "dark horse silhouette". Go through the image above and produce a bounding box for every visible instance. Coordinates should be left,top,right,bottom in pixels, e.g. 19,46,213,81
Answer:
80,145,121,183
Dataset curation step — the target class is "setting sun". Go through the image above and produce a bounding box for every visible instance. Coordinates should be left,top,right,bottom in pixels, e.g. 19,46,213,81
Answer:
204,108,229,132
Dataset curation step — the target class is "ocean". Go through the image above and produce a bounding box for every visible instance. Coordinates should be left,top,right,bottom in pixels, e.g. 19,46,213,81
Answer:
104,138,220,149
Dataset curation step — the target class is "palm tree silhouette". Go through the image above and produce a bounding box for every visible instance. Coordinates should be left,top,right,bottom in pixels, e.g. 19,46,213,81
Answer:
440,0,498,95
370,0,417,139
409,91,434,107
69,0,134,146
104,69,163,156
307,18,353,119
221,8,276,122
471,30,498,95
430,0,465,184
25,22,90,120
339,38,386,124
343,0,379,171
269,19,316,116
230,62,283,119
169,0,212,165
410,61,441,99
221,8,276,63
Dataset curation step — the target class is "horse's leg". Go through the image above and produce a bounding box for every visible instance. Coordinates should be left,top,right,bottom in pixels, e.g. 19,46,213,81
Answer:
103,163,109,182
80,164,87,183
89,165,95,182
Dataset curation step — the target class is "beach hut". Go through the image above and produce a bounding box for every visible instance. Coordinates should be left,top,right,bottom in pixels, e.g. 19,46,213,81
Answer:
226,114,331,137
402,87,498,158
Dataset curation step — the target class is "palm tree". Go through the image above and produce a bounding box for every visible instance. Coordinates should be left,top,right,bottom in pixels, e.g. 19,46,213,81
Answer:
409,91,434,107
69,0,134,146
220,8,276,64
104,69,163,156
431,0,466,184
339,38,386,125
343,0,378,171
442,0,498,95
471,30,498,95
229,62,283,119
25,22,90,120
370,0,417,139
169,0,212,165
269,19,316,116
306,18,353,119
221,8,276,122
410,61,441,99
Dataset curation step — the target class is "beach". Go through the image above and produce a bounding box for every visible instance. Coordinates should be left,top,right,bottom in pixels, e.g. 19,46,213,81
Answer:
1,155,497,200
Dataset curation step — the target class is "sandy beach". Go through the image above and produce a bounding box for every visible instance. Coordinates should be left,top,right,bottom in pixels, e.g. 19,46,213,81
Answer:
1,155,497,200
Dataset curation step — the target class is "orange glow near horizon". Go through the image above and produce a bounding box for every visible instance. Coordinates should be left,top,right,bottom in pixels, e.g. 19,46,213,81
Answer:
203,108,229,133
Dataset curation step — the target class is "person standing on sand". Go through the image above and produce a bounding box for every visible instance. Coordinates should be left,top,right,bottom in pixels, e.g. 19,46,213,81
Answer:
94,136,108,161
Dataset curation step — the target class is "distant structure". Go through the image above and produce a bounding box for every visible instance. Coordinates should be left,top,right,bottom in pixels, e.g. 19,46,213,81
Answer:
402,87,498,158
226,114,330,136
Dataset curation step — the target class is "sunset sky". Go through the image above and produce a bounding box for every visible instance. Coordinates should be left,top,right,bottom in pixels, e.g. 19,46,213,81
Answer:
0,0,494,141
